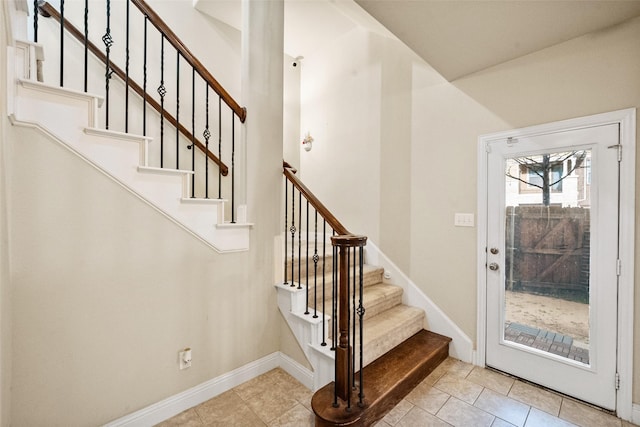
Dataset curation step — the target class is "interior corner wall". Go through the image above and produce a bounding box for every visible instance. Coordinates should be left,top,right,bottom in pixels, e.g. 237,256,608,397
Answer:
300,13,640,405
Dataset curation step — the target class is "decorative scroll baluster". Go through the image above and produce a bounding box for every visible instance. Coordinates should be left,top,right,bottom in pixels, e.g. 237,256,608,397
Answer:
290,182,296,288
203,84,210,198
284,179,289,285
59,0,64,86
297,191,302,290
83,0,88,92
357,245,365,406
313,210,319,319
305,200,310,315
102,0,113,129
158,35,166,167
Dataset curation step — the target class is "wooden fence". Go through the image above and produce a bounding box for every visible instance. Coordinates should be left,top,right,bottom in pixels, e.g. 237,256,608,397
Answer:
505,205,590,302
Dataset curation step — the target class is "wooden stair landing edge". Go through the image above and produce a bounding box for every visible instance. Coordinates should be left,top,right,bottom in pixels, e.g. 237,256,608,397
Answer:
311,329,451,427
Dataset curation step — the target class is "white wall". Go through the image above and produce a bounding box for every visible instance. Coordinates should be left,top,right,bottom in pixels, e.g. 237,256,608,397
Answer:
300,14,640,404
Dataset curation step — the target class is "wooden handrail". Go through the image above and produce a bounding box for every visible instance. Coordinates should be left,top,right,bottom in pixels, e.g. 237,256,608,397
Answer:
131,0,246,123
283,162,349,236
39,1,229,176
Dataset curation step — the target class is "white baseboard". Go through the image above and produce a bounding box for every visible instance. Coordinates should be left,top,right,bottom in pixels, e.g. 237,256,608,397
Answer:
104,352,313,427
632,403,640,425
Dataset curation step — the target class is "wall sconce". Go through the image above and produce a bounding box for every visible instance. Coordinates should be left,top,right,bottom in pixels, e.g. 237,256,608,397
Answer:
302,132,314,152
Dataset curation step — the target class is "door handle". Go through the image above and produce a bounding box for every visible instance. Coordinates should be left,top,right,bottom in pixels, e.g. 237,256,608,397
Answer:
488,263,499,271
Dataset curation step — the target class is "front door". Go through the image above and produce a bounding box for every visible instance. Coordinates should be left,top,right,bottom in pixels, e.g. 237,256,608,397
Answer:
485,122,619,409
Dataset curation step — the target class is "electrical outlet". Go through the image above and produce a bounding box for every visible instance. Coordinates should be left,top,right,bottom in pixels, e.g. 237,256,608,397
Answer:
179,348,192,370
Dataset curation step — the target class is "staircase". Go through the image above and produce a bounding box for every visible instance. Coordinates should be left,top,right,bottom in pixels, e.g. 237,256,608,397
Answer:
7,1,252,253
277,243,451,426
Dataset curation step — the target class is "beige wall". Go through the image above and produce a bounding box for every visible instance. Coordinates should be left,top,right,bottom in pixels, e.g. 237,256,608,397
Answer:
0,3,12,425
6,125,280,425
1,1,286,425
301,15,640,404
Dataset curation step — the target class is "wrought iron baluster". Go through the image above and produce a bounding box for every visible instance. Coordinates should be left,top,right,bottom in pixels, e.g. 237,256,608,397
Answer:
331,231,337,351
142,16,147,136
158,35,166,167
33,0,38,43
321,220,327,346
313,209,318,318
190,68,195,197
125,0,130,131
305,200,310,315
176,51,180,169
83,0,88,92
59,0,64,87
351,247,357,397
358,245,365,406
231,113,235,222
203,84,210,198
102,0,113,129
218,96,222,199
284,178,288,285
290,182,296,287
297,191,302,290
346,247,352,411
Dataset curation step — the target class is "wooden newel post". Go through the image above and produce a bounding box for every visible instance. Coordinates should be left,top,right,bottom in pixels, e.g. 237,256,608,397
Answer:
335,243,351,401
331,234,367,404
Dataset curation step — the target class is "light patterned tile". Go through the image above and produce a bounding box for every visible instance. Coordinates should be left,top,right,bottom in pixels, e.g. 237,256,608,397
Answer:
195,390,247,424
474,388,530,427
559,399,621,427
508,381,562,416
382,399,414,425
268,403,313,427
424,358,472,385
493,418,517,427
154,408,203,427
467,367,515,395
437,397,495,427
440,358,475,378
525,407,578,427
202,404,266,427
397,406,451,427
245,388,299,424
405,382,450,414
434,373,484,404
373,420,393,427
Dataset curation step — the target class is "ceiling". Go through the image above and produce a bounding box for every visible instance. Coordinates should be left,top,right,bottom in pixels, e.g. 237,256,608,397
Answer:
194,0,640,81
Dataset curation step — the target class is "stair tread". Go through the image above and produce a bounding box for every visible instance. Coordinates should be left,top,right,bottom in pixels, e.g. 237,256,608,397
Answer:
312,330,451,426
363,305,424,342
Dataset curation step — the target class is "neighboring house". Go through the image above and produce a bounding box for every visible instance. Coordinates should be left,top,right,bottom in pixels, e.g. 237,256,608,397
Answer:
1,0,640,426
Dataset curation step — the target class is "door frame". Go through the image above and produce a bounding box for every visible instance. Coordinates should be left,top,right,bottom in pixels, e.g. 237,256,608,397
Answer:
476,109,635,419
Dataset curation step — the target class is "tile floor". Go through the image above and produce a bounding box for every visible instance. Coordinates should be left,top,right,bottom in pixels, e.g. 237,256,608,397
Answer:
157,358,638,427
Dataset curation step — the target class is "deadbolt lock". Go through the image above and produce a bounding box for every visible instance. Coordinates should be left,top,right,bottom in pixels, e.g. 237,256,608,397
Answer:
489,263,499,271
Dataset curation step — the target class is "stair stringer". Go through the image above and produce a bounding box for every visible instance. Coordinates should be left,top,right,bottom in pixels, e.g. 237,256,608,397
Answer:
7,41,251,253
275,282,335,391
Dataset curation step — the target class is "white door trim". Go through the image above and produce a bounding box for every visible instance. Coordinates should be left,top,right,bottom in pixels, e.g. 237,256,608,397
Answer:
476,108,635,419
